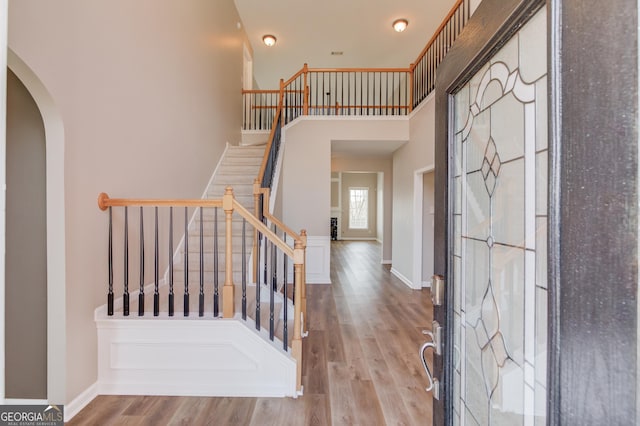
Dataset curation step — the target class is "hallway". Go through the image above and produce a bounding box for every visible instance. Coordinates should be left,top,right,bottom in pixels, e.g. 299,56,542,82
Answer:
68,241,434,425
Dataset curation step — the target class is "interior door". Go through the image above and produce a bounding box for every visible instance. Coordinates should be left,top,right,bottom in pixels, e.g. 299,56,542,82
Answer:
431,0,547,424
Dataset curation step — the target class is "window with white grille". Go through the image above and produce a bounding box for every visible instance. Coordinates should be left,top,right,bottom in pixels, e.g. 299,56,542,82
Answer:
349,188,368,229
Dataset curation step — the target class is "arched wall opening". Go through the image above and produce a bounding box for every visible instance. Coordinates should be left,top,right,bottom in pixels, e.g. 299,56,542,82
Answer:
7,48,66,404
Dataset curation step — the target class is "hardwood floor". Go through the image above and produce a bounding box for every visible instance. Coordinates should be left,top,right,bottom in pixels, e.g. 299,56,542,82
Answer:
67,241,434,425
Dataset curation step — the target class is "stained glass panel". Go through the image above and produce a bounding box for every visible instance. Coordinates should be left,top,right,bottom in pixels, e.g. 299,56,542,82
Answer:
450,7,547,425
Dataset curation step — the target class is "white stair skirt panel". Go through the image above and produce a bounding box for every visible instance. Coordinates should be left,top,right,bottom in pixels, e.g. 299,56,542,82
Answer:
96,316,297,398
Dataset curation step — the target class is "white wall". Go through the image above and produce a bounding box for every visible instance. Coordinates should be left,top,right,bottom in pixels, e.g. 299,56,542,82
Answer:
8,0,248,404
282,118,408,236
391,95,436,288
282,117,408,283
332,156,393,262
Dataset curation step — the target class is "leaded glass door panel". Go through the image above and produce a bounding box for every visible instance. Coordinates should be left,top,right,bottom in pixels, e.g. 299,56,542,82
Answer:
448,7,547,426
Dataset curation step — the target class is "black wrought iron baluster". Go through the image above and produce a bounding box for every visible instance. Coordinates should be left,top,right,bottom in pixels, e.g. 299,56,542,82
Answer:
269,225,276,341
283,234,288,350
258,91,263,131
367,72,370,116
256,228,262,330
123,206,130,316
199,207,204,317
242,218,247,320
108,206,114,316
139,206,144,316
184,207,189,316
262,217,268,288
169,207,174,316
339,71,343,115
214,207,219,317
154,206,159,316
391,72,395,115
378,72,382,115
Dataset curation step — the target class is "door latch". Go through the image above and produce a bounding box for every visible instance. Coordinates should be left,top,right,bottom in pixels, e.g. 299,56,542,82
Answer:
431,274,445,306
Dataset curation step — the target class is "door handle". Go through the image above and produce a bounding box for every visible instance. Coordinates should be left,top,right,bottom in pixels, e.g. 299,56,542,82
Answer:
420,329,441,400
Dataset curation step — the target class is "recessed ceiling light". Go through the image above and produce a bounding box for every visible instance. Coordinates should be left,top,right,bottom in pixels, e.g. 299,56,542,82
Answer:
262,34,277,47
393,19,409,33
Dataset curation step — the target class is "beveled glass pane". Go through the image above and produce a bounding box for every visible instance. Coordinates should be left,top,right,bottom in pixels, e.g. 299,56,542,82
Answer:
536,217,547,289
535,380,547,425
464,238,490,325
466,330,489,424
456,84,470,133
492,35,519,70
454,176,462,215
491,361,524,426
491,93,525,162
455,132,464,177
481,79,503,110
518,7,547,83
454,256,462,314
535,77,548,151
492,244,525,365
467,108,491,171
536,151,548,216
535,287,548,385
466,171,491,241
492,159,525,247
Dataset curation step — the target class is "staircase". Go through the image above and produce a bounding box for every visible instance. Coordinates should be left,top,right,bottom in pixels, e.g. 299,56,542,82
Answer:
95,143,301,399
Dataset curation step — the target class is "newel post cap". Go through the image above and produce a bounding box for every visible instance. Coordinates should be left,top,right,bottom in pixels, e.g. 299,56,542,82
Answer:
98,192,110,211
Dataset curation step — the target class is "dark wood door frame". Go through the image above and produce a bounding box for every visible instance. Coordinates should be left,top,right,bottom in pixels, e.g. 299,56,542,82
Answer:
433,0,638,424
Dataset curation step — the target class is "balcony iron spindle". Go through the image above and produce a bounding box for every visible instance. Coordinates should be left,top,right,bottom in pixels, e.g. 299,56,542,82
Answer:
283,234,288,350
214,207,219,317
184,207,189,316
256,229,262,330
169,207,174,316
269,226,276,341
107,206,114,316
199,207,204,317
139,206,144,316
242,217,247,320
123,206,130,316
154,206,159,316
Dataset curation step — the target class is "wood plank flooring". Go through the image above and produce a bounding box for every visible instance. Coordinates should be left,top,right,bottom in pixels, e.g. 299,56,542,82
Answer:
67,241,434,425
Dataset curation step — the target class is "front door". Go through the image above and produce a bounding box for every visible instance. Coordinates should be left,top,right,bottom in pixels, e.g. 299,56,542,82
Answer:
432,0,547,424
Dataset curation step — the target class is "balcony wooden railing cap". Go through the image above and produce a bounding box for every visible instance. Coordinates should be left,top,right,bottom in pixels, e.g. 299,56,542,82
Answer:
97,192,224,210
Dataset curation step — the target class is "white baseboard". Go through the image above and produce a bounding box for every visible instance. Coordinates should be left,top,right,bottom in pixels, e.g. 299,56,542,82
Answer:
391,267,419,290
3,398,48,405
64,381,98,422
422,280,431,288
381,259,392,265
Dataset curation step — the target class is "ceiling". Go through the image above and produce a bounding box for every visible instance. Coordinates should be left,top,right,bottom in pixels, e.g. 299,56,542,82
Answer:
234,0,458,90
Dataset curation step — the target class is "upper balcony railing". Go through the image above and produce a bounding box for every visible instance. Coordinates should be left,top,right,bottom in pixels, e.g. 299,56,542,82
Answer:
242,0,470,131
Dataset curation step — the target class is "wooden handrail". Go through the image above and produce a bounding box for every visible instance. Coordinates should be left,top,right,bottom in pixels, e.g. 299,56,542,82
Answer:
232,199,295,258
264,211,302,242
306,104,410,109
242,89,305,94
410,0,466,71
98,193,223,210
97,192,296,259
256,82,285,185
307,67,410,73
